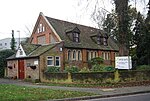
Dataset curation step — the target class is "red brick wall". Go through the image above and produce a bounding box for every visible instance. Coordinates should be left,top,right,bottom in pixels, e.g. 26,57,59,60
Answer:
30,15,59,45
63,48,118,69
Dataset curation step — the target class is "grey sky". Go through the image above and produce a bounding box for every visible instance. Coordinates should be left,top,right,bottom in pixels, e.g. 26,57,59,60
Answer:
0,0,148,39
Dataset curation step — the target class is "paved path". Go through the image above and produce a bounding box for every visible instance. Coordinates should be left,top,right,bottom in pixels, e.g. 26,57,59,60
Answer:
1,78,150,100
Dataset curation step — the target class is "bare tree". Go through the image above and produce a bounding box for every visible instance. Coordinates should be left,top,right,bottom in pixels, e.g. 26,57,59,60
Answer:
77,0,147,56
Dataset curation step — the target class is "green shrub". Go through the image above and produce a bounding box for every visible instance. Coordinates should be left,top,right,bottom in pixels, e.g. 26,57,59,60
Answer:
0,49,15,77
79,67,90,72
91,65,115,72
91,64,105,72
104,66,115,72
64,66,80,73
46,66,60,73
90,57,104,65
136,65,150,70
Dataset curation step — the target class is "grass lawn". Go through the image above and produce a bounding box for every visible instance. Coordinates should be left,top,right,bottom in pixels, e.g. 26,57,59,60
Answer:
0,84,96,101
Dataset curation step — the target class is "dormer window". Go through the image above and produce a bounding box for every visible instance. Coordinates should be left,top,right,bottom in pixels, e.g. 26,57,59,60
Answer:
97,35,102,45
91,31,108,46
73,32,79,42
66,27,80,43
103,37,108,46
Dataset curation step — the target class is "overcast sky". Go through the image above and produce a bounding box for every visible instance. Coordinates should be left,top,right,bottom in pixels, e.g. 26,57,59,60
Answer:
0,0,148,40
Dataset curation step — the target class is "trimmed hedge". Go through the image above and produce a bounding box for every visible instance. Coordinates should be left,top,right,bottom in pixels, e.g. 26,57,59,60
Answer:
44,72,68,81
44,70,150,84
71,72,114,83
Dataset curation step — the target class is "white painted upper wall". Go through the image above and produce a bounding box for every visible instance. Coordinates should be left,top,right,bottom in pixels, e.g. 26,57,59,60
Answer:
16,44,26,57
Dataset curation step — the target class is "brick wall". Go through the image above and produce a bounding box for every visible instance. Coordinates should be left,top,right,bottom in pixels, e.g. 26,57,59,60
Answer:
30,14,60,45
24,58,39,80
39,43,63,82
7,60,18,78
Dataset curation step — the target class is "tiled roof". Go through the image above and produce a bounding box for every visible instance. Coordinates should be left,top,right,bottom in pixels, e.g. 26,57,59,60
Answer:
29,43,57,57
46,16,119,51
7,43,58,60
21,43,40,55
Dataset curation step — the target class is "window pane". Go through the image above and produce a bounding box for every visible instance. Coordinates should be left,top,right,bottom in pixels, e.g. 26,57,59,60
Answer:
47,60,53,66
73,51,76,60
68,50,71,60
47,56,53,66
78,51,80,60
48,57,52,59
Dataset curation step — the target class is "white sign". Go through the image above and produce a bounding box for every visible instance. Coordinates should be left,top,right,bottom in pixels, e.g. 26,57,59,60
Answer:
115,56,132,69
34,60,38,65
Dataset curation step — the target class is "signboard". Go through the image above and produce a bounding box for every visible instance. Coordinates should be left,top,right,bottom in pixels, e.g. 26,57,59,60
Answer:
34,60,38,65
115,56,132,69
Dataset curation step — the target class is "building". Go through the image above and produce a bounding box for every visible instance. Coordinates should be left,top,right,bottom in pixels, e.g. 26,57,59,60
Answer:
0,38,27,50
6,12,119,81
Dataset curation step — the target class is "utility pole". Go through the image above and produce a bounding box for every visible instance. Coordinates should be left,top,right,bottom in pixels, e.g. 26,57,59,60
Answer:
17,30,20,45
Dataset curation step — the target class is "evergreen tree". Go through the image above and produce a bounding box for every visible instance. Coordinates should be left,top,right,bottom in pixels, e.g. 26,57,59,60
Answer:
133,1,150,65
10,30,16,51
0,49,15,77
103,6,138,47
144,0,150,65
133,12,146,65
114,0,129,56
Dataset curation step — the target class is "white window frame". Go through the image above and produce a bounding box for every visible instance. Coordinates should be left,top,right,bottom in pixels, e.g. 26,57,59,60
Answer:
47,56,54,66
55,56,60,67
68,50,71,60
39,24,42,32
42,26,45,32
72,50,76,60
78,50,82,60
37,28,40,33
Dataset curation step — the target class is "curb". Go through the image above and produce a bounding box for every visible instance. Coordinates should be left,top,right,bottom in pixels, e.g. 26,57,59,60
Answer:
54,90,150,101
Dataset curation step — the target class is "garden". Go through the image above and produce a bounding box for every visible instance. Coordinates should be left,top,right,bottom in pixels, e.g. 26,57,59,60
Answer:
43,57,150,87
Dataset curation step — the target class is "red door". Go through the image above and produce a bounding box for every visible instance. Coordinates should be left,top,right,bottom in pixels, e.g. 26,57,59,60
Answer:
18,60,25,79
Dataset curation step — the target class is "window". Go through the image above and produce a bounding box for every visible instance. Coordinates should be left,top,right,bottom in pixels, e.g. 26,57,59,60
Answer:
97,36,103,45
95,51,97,58
103,38,108,46
72,50,76,60
55,56,60,67
102,52,110,60
42,26,45,32
37,35,46,44
68,50,71,60
39,24,42,32
5,43,7,46
0,43,2,46
106,53,110,60
87,51,90,60
37,28,40,33
20,50,23,55
78,51,82,60
38,24,45,33
47,56,54,66
73,33,79,42
91,51,93,59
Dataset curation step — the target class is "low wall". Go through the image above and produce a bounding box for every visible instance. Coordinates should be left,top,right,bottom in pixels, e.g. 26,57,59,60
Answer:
119,70,150,82
44,70,150,83
71,72,114,83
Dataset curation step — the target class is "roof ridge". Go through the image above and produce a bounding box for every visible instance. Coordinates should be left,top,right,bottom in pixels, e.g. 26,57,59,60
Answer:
45,16,102,31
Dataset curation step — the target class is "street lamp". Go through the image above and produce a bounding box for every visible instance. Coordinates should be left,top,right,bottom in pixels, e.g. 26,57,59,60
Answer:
17,30,20,45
